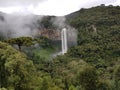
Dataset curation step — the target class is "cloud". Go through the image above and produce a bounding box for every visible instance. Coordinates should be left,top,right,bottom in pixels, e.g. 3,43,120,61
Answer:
0,0,119,16
28,0,117,16
0,14,42,38
0,0,46,6
108,0,120,5
80,0,116,8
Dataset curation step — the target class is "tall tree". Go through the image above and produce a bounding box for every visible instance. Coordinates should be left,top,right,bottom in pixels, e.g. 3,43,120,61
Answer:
4,37,35,51
0,41,36,89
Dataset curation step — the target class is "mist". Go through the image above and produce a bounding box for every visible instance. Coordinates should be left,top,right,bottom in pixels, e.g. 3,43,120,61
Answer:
0,14,44,38
0,0,118,16
0,12,77,48
52,16,78,46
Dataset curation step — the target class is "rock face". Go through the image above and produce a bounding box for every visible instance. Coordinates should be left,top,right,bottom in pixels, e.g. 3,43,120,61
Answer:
38,29,61,40
38,28,77,48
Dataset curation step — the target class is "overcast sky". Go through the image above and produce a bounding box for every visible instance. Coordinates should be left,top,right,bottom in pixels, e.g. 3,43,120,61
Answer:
0,0,119,16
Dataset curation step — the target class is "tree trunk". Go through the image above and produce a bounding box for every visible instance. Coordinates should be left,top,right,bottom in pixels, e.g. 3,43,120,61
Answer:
18,45,21,51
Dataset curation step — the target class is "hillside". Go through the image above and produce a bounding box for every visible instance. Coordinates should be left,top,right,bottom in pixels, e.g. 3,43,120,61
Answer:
66,5,120,62
0,5,120,90
67,5,120,26
61,5,120,89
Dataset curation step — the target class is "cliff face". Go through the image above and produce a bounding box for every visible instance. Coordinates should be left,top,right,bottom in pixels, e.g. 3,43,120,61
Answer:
37,28,77,48
38,29,61,40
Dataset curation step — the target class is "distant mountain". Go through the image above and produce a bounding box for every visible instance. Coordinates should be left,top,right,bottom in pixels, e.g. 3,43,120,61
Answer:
66,5,120,28
65,5,120,64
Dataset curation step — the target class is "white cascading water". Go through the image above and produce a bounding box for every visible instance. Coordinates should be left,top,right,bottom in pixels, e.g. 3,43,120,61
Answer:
52,28,68,57
61,28,67,54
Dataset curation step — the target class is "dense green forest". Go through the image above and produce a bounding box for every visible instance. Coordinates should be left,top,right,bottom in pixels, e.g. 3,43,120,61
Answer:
0,5,120,90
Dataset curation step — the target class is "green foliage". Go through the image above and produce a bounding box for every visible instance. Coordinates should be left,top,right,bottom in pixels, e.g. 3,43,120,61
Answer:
68,44,101,63
68,85,77,90
0,41,36,89
113,65,120,90
50,56,88,90
66,5,120,90
4,37,35,51
36,36,53,48
77,65,98,90
0,88,7,90
68,6,120,28
97,80,112,90
0,5,120,90
37,16,56,29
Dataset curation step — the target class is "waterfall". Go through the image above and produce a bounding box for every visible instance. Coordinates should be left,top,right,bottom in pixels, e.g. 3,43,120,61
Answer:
52,27,77,57
61,28,67,54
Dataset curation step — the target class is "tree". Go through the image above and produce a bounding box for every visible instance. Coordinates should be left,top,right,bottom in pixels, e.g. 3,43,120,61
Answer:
77,65,98,90
4,37,35,51
114,66,120,90
0,41,36,89
97,80,112,90
38,16,56,29
36,36,53,48
0,88,7,90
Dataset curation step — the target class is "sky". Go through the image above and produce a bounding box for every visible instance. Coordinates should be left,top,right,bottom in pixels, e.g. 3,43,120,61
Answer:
0,0,119,16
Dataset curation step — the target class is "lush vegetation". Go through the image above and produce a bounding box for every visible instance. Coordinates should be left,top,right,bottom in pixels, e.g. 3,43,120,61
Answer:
66,5,120,89
0,42,36,90
37,16,56,29
4,37,35,51
0,5,120,90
